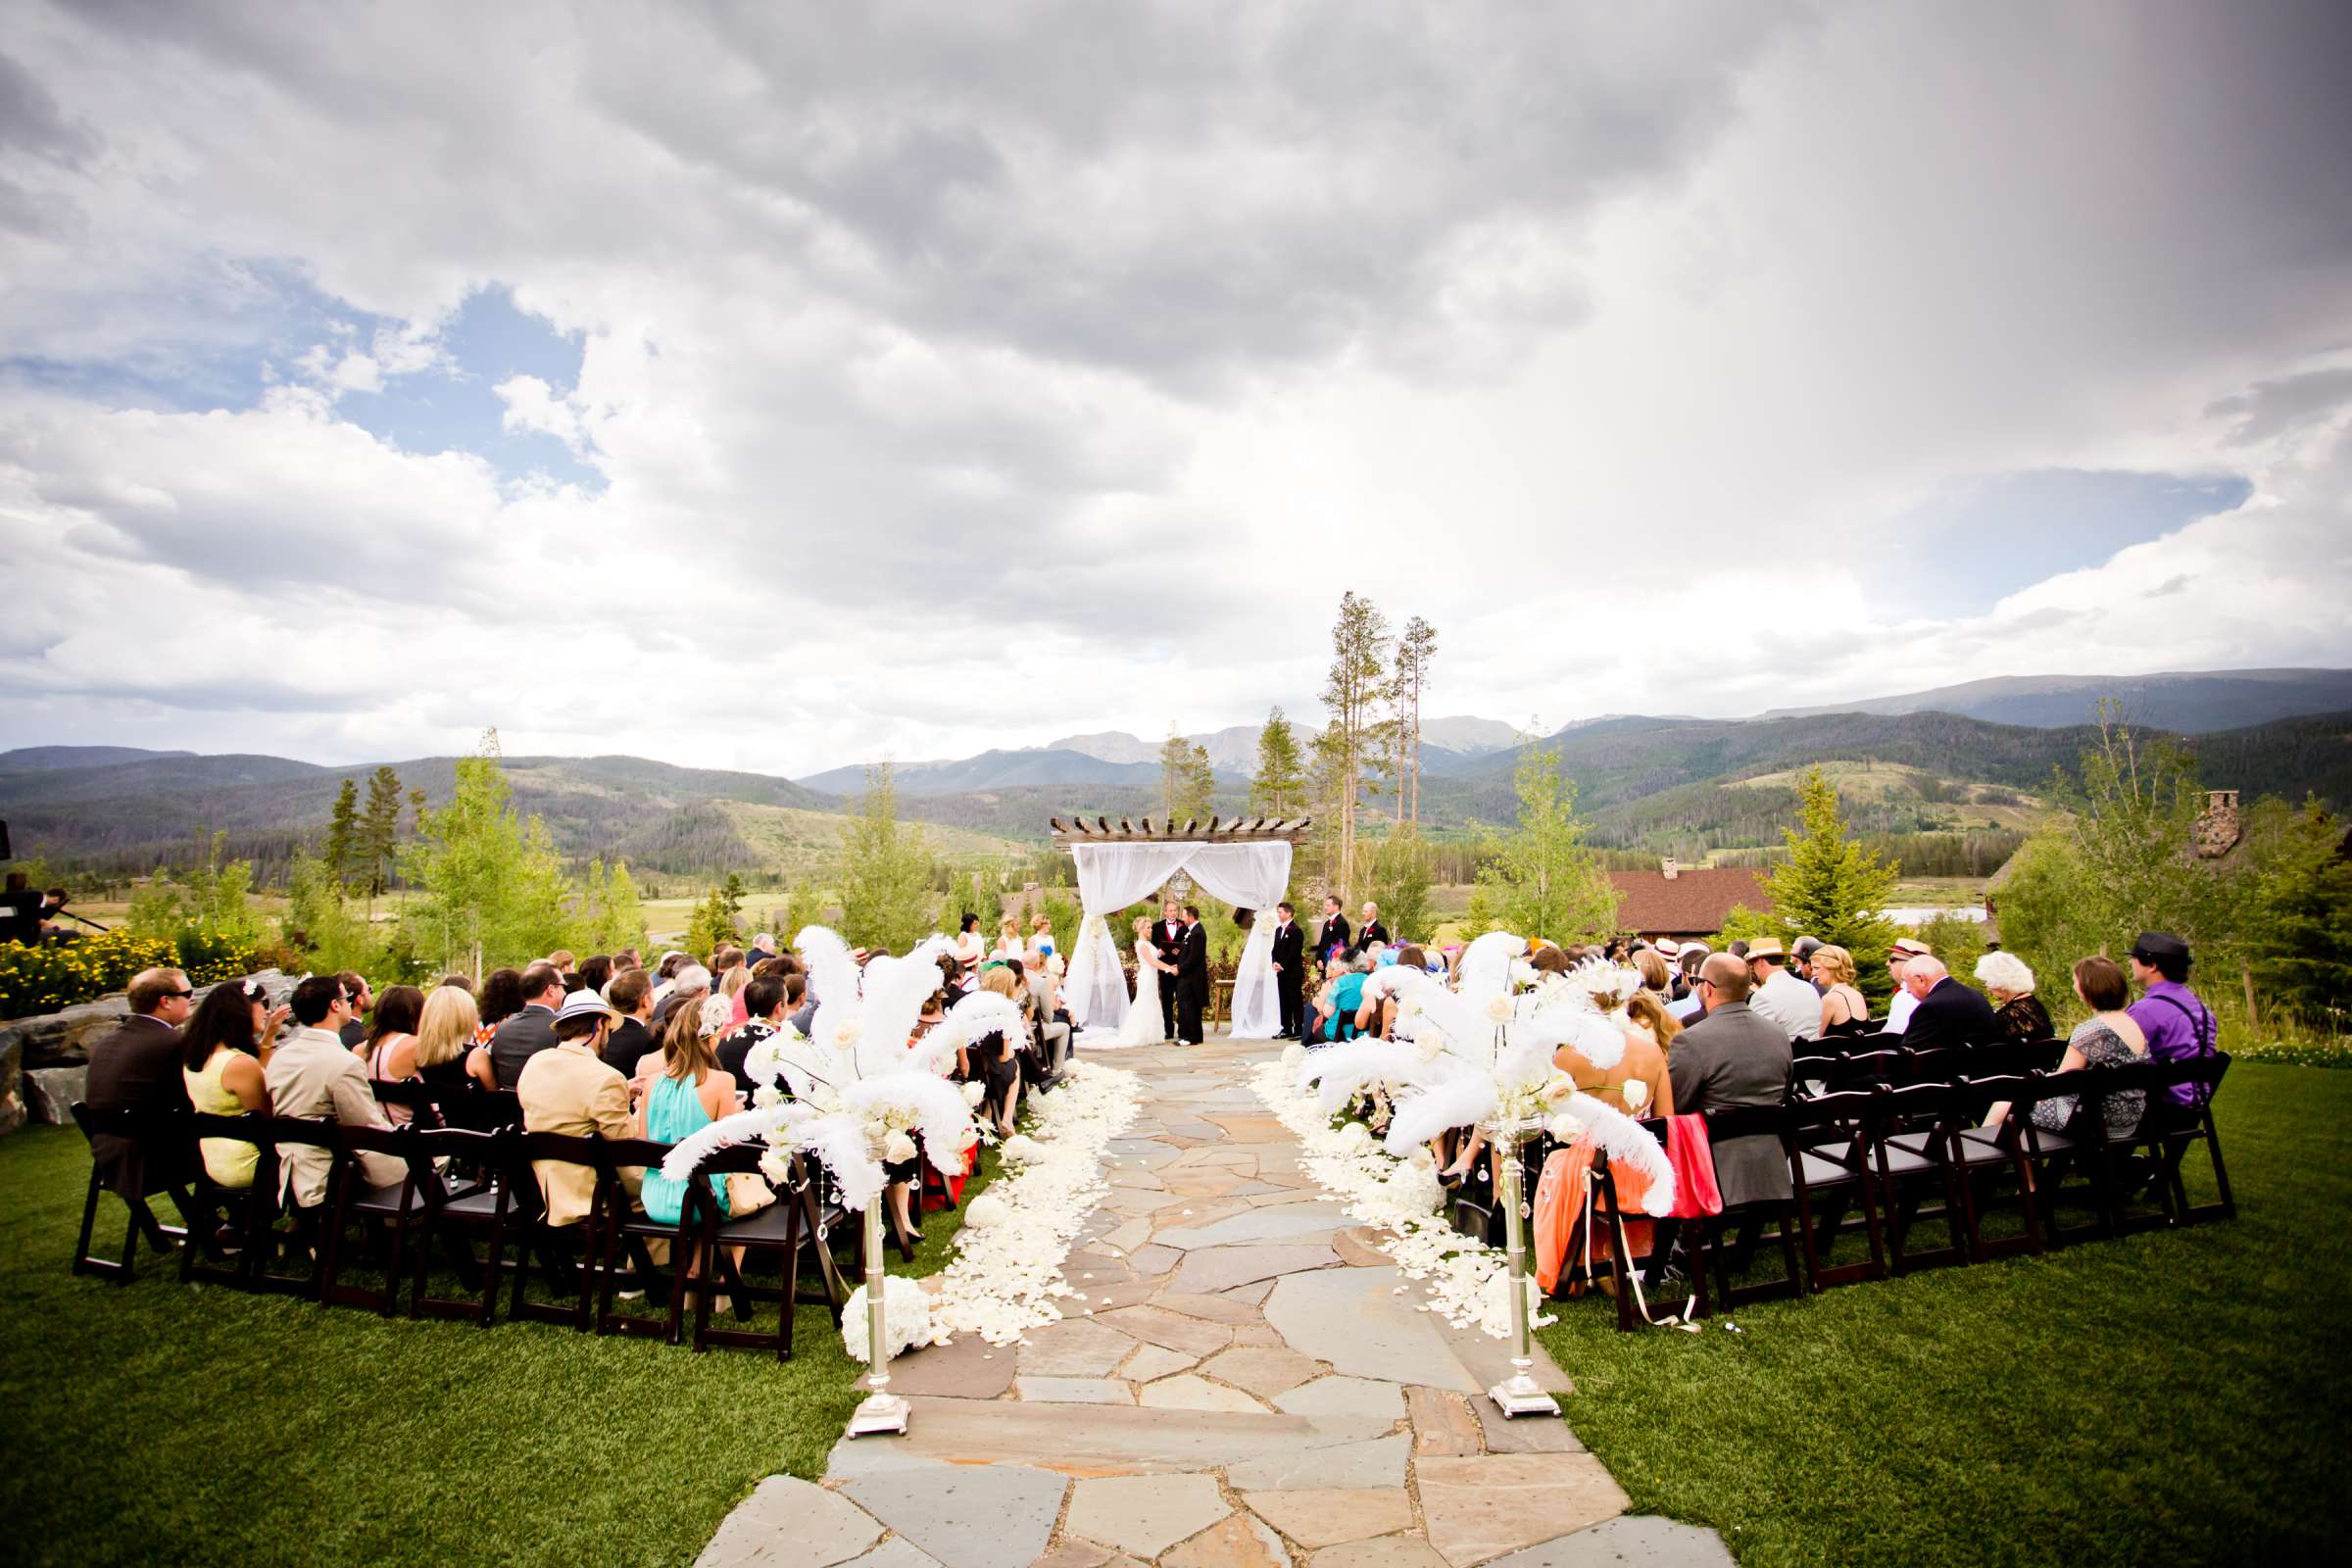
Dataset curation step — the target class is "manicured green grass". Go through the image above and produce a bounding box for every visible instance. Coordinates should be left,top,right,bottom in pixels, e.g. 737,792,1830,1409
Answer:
1538,1064,2345,1566
0,1130,996,1568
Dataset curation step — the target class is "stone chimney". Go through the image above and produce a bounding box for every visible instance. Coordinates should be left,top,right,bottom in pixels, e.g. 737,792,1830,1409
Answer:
1660,858,1680,881
2193,789,2242,860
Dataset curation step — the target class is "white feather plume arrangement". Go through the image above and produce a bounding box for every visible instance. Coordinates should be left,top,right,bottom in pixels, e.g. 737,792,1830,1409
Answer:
842,1073,980,1178
1534,957,1644,1020
918,990,1024,1075
657,1100,817,1186
1454,930,1529,1008
1297,1038,1445,1111
1511,1008,1631,1073
852,937,958,1074
1383,1073,1499,1152
1550,1091,1677,1216
795,924,861,1037
1360,965,1494,1062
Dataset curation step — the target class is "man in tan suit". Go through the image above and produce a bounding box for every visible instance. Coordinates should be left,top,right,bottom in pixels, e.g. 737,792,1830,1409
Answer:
516,989,640,1226
265,975,404,1208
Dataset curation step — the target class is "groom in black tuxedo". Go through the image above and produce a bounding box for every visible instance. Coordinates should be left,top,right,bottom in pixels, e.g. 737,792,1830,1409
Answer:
1154,899,1186,1046
1175,905,1210,1045
1270,901,1305,1040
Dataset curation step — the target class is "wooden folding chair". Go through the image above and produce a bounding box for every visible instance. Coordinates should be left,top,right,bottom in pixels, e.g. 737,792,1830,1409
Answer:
319,1123,427,1314
502,1131,608,1331
242,1117,345,1298
1939,1075,2048,1261
1588,1119,1708,1332
408,1128,514,1325
1692,1102,1804,1309
1868,1083,1968,1273
179,1110,275,1288
2147,1053,2235,1225
1787,1089,1888,1290
595,1136,688,1343
68,1102,193,1283
687,1146,849,1357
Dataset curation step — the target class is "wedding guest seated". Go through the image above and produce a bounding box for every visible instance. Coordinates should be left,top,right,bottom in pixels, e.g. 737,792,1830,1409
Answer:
637,993,768,1232
973,966,1024,1136
414,984,482,1089
516,990,640,1228
1668,946,1710,1021
1987,956,2148,1133
1744,939,1822,1042
84,966,198,1200
602,967,660,1080
1632,947,1673,1001
474,967,524,1046
2126,931,2223,1122
1316,952,1370,1044
360,984,428,1124
1649,956,1791,1285
1358,946,1430,1037
488,962,566,1089
1811,945,1873,1038
181,978,284,1190
1883,938,1933,1032
650,963,710,1034
717,974,787,1087
1023,956,1072,1077
1976,951,2053,1042
1897,956,2000,1051
265,975,404,1209
577,954,613,997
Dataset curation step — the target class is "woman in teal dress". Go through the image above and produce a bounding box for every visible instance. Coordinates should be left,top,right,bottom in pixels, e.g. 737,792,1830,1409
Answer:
637,997,771,1225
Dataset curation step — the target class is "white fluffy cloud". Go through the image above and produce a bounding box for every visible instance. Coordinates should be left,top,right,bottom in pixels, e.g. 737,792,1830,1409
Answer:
0,0,2346,773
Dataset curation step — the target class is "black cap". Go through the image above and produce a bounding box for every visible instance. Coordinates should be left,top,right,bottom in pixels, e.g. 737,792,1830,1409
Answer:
2131,932,2190,964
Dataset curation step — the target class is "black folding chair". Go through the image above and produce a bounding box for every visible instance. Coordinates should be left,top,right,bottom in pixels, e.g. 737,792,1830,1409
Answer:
686,1146,849,1357
1868,1083,1967,1273
2147,1052,2235,1225
1939,1075,2048,1261
1787,1089,1888,1290
68,1102,193,1283
1587,1118,1706,1332
319,1123,428,1314
502,1131,614,1330
595,1136,688,1343
179,1110,275,1288
242,1117,346,1298
408,1127,514,1325
1692,1102,1804,1309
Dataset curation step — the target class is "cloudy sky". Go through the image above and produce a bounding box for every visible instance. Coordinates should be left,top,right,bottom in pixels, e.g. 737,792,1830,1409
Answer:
3,1,2348,776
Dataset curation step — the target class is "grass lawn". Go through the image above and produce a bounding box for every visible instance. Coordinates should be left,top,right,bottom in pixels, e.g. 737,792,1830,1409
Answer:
1537,1062,2347,1566
0,1129,998,1568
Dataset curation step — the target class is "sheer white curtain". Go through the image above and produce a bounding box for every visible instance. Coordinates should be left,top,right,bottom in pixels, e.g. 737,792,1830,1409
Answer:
1181,841,1293,1039
1066,842,1192,1028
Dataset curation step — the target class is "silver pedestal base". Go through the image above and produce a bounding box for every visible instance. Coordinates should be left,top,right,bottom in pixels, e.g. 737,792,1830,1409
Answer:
847,1392,911,1437
1489,1379,1560,1419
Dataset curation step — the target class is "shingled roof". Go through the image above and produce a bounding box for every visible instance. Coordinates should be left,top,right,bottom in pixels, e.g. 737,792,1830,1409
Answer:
1608,863,1774,938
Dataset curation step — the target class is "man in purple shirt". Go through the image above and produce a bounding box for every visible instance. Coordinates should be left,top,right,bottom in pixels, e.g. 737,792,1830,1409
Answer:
2125,931,2218,1111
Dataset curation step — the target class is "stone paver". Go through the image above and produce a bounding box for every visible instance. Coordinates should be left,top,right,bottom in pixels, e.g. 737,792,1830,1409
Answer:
1067,1475,1234,1559
703,1034,1644,1568
1262,1267,1478,1395
1413,1454,1631,1568
842,1461,1065,1568
1480,1514,1736,1567
1245,1490,1416,1548
694,1476,881,1568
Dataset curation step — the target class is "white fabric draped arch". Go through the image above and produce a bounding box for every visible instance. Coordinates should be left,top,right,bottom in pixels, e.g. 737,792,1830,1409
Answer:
1064,839,1293,1040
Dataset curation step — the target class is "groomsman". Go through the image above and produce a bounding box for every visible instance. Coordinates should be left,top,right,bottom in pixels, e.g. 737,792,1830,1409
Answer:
1318,894,1351,962
1358,902,1391,950
1270,902,1305,1039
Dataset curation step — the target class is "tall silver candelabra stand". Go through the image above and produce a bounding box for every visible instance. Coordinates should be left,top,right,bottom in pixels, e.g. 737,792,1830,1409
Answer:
1488,1114,1560,1419
846,1200,910,1437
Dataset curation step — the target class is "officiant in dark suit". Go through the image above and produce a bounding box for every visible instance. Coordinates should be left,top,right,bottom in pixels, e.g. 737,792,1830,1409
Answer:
1270,901,1305,1040
1175,905,1210,1045
1154,900,1187,1045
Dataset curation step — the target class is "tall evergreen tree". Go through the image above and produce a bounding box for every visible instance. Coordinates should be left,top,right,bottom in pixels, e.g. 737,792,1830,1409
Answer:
1249,706,1308,819
1317,591,1391,902
358,764,405,901
323,778,360,889
835,762,934,954
398,731,572,976
1473,746,1618,944
2240,800,2351,1017
1392,615,1438,825
1159,725,1215,825
1767,766,1900,999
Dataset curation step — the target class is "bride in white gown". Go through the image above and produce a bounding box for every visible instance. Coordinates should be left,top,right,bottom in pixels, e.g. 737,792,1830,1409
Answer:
1115,914,1177,1047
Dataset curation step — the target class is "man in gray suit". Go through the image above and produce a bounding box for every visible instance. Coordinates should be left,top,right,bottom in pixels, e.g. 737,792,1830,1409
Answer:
1647,954,1793,1284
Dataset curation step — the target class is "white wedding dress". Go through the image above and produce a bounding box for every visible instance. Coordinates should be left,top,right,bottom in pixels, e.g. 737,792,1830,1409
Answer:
1113,940,1170,1047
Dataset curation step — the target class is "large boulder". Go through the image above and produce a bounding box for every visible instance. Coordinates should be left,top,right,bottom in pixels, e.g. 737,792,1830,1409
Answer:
0,1029,21,1138
24,1065,88,1126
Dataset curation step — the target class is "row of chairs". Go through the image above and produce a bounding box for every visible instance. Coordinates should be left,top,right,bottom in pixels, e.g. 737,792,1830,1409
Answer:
69,1100,851,1359
1573,1049,2235,1331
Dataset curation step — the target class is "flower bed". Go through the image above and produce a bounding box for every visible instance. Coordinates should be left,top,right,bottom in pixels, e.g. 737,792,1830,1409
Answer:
0,932,258,1021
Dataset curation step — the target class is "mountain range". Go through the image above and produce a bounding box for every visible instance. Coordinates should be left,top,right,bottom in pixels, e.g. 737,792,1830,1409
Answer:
1,667,2345,881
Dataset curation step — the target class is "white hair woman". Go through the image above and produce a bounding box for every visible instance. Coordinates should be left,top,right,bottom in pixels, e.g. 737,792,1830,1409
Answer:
1975,950,2053,1042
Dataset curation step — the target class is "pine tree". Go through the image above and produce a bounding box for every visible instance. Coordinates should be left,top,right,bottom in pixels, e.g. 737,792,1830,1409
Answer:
835,762,934,954
1249,706,1308,819
2242,800,2352,1016
1473,746,1619,944
1158,727,1215,826
1393,615,1438,826
398,731,573,976
324,778,360,890
409,786,427,838
721,872,747,919
686,885,740,958
1766,766,1900,995
358,764,405,902
1317,592,1391,902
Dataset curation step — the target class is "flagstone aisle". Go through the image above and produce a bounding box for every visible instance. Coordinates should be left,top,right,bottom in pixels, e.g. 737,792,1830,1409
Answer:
695,1037,1733,1568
